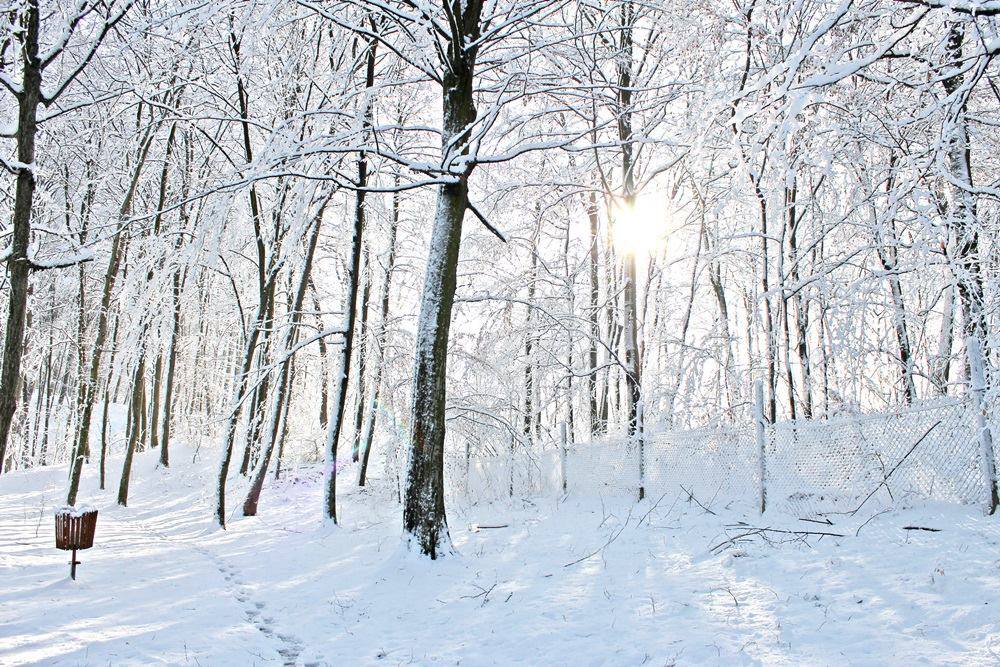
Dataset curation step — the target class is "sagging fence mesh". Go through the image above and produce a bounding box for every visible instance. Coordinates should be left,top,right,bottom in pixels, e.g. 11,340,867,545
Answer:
408,396,997,517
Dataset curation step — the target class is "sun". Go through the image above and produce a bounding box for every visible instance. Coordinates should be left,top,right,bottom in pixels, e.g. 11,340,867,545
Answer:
610,193,669,257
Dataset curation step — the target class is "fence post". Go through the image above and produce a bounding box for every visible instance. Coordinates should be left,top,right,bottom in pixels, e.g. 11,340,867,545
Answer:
637,400,646,502
465,438,472,498
966,337,998,514
559,422,568,494
508,431,515,499
753,380,767,514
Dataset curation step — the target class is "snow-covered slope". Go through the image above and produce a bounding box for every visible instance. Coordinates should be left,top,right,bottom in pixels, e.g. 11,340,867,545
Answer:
2,447,999,666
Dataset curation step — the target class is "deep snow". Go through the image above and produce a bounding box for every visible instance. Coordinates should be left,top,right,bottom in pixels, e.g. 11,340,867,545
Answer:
2,445,1000,666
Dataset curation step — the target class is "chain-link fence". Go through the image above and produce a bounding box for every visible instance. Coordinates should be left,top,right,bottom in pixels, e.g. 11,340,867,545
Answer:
424,396,997,517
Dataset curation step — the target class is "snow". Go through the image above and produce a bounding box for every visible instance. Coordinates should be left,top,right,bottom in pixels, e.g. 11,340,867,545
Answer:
53,504,97,517
2,446,1000,665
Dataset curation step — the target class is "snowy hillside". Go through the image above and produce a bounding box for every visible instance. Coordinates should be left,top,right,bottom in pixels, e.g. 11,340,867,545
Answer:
2,447,998,666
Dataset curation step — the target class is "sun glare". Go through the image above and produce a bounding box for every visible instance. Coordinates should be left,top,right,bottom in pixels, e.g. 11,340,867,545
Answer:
611,193,669,257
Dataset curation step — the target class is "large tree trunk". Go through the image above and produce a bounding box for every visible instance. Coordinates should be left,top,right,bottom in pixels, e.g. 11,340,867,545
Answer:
615,0,643,497
160,129,193,467
0,1,41,475
403,12,482,554
942,22,990,353
940,20,996,512
403,179,468,557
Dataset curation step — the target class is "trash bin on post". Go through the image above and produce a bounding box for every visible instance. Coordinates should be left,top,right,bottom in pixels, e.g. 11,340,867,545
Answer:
55,507,98,580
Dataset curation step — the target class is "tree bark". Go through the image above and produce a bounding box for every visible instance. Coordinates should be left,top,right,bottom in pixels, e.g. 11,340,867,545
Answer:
68,120,155,505
351,247,372,462
403,4,483,555
358,181,400,487
587,192,603,435
0,0,41,475
323,29,378,522
941,22,990,357
243,207,323,516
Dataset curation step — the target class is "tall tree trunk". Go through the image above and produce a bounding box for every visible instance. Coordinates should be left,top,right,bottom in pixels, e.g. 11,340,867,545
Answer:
0,0,41,475
243,208,323,516
587,191,603,436
666,221,704,425
68,119,155,505
940,20,996,512
942,22,990,354
785,173,816,417
118,351,146,507
563,218,576,442
933,285,955,395
523,222,538,445
324,30,378,522
779,179,798,421
403,7,483,556
160,130,192,467
706,229,735,415
358,181,400,487
615,0,643,498
732,2,776,422
351,246,372,462
99,315,120,490
311,280,330,430
160,251,185,466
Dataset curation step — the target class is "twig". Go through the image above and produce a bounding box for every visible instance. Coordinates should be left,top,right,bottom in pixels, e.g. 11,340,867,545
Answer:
903,525,941,532
638,492,669,526
470,523,509,531
855,509,891,537
679,485,717,516
461,582,498,606
849,420,942,515
564,506,633,567
799,517,833,526
710,525,845,554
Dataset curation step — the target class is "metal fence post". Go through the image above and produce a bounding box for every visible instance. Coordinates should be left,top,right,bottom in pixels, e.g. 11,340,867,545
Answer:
637,400,646,501
559,422,568,494
508,431,515,499
753,380,767,514
966,337,998,514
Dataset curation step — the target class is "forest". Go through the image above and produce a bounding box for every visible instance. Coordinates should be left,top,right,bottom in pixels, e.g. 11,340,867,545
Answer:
1,0,999,663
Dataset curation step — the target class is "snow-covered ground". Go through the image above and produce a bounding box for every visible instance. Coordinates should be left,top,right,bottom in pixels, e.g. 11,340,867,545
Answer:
2,446,1000,666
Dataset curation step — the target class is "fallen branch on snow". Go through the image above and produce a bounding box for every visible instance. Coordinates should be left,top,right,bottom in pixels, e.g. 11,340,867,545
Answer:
711,523,845,555
564,506,633,568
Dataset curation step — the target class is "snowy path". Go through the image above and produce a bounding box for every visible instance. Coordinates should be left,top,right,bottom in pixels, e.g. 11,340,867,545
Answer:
0,465,303,665
3,447,1000,665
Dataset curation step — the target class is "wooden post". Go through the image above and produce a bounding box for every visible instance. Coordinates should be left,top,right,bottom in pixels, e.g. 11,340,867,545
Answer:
559,422,568,494
754,380,767,514
966,337,998,514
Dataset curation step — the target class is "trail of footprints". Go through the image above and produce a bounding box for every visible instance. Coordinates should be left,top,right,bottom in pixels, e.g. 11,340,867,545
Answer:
121,515,322,665
213,558,319,666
